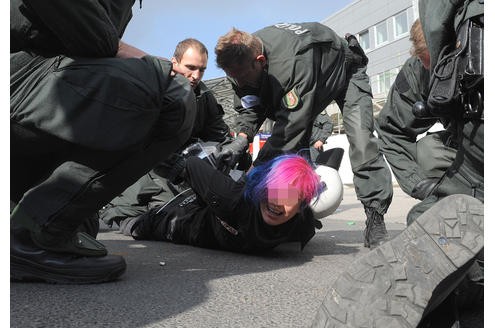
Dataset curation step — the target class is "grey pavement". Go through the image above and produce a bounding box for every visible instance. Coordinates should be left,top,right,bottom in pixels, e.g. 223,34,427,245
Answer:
10,186,483,327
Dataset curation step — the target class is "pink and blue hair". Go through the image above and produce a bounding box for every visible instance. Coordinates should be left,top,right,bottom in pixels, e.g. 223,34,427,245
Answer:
244,154,321,207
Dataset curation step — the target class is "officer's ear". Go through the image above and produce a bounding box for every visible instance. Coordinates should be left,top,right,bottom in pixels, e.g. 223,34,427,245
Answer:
255,54,266,66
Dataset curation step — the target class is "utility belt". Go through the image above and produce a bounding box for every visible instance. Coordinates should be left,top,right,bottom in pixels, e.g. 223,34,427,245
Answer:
415,13,484,121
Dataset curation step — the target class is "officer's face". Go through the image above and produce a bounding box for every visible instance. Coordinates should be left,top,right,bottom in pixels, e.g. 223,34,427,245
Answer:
172,47,207,89
260,185,302,226
224,58,265,90
417,51,431,70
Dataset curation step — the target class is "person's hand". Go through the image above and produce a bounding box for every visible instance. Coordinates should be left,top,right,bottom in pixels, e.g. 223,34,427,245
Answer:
216,135,249,170
313,140,324,151
411,178,439,200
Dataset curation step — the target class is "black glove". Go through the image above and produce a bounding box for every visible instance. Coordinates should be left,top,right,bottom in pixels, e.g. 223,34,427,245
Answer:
216,135,249,170
345,33,368,66
411,178,439,200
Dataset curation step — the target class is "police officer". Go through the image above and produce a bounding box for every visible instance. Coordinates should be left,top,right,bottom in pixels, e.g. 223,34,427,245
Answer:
99,38,232,228
10,0,196,284
309,112,334,163
311,1,483,326
376,53,457,200
408,0,484,220
214,22,393,248
376,19,461,202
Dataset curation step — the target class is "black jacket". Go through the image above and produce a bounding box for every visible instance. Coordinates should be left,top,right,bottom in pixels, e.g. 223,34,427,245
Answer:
190,81,230,143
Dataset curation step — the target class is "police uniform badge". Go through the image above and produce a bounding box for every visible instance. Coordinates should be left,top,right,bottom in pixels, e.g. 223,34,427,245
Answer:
282,88,300,110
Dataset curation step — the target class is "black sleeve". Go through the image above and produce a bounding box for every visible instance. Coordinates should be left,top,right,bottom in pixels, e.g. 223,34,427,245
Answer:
184,157,245,223
198,91,231,142
11,0,134,56
310,114,333,144
375,57,438,194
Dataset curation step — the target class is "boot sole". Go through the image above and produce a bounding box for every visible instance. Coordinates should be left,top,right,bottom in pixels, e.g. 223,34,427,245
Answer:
10,257,126,284
311,194,484,328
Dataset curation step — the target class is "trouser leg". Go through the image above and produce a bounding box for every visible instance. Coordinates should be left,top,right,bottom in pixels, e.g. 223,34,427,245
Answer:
339,65,393,214
11,55,196,239
10,121,71,204
407,119,483,224
416,130,457,179
338,65,393,247
15,131,191,237
10,121,100,238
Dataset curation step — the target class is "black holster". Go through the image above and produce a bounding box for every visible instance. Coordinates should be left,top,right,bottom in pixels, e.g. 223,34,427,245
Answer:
427,15,483,120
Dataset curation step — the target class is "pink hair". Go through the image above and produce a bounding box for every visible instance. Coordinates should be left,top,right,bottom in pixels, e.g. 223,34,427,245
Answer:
245,154,321,205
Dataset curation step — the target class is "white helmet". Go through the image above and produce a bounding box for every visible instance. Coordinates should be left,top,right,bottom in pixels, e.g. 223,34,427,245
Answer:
310,165,343,219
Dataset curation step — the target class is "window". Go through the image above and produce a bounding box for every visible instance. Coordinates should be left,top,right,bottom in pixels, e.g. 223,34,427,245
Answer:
373,68,400,96
371,75,380,96
358,30,370,50
375,21,388,46
394,11,409,38
378,72,387,94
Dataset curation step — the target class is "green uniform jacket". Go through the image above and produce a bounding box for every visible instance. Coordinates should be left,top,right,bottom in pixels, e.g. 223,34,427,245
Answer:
233,22,347,165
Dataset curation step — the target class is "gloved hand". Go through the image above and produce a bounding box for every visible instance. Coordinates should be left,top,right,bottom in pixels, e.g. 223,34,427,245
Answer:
411,178,439,200
216,135,249,170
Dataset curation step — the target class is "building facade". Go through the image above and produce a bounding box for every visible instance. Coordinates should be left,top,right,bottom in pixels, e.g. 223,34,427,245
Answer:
322,0,419,103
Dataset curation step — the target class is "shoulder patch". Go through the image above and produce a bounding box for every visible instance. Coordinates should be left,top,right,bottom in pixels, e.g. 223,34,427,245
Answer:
282,88,300,110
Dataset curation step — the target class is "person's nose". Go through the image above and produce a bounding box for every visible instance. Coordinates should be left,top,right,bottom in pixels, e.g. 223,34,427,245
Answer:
191,69,202,81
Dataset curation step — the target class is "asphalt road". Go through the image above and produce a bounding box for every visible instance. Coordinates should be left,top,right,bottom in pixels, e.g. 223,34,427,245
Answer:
10,186,483,327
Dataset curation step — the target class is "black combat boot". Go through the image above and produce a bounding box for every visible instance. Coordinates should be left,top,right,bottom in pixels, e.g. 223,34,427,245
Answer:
11,224,126,284
363,207,388,248
311,194,484,328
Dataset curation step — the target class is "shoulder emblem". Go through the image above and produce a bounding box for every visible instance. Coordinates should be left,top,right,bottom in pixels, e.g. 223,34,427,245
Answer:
282,88,300,110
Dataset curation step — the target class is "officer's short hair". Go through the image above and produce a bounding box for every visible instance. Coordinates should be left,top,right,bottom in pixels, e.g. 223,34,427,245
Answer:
174,38,208,62
215,28,263,69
